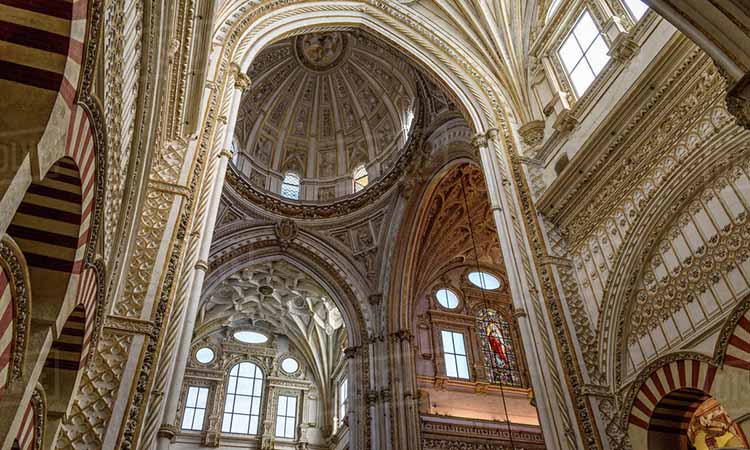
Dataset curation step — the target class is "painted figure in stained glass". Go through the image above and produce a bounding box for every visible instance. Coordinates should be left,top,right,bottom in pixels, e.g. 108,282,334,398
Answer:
486,321,509,368
476,309,521,386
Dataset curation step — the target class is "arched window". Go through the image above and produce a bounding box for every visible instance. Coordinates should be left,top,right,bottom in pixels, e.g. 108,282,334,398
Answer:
222,362,265,435
281,172,301,200
353,165,368,192
475,309,521,386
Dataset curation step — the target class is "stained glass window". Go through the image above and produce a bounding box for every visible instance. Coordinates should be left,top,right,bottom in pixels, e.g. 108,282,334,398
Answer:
476,309,521,386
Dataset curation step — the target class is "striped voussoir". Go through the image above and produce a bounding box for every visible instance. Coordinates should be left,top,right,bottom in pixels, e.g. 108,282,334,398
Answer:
648,388,710,435
44,304,85,372
7,158,82,275
14,398,36,450
75,266,97,365
64,106,96,272
628,359,717,430
0,267,12,390
724,311,750,370
0,0,87,157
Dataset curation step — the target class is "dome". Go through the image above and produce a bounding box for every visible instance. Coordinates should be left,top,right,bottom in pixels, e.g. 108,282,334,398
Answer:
232,31,419,201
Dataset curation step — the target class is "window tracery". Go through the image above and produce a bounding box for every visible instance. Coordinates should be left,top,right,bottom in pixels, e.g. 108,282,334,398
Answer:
222,362,265,435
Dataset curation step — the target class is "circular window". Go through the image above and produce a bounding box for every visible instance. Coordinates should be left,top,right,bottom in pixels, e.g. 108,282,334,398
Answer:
233,331,269,344
195,347,215,364
468,271,501,290
435,288,459,309
281,357,299,374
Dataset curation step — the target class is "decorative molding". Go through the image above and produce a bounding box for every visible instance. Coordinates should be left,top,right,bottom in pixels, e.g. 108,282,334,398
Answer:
104,316,157,337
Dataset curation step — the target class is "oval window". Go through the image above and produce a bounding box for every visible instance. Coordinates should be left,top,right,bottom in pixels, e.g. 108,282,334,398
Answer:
468,271,501,290
233,331,269,344
195,347,215,364
435,288,459,309
281,357,299,374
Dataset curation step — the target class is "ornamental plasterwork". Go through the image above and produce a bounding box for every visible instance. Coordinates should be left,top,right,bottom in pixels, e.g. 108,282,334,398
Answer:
102,0,143,263
614,155,750,379
572,99,738,315
197,261,346,383
234,30,417,188
57,332,134,450
413,163,503,293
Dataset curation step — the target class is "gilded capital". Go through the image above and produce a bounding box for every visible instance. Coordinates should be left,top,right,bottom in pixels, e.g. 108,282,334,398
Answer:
219,148,234,159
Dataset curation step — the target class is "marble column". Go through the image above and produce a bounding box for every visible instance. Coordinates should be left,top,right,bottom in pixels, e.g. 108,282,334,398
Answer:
155,68,250,449
472,130,580,450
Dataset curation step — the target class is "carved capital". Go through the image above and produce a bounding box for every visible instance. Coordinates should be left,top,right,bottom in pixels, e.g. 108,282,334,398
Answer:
610,35,640,63
471,128,500,151
195,260,209,272
389,329,414,343
158,424,178,442
471,133,488,151
219,148,234,159
553,109,578,133
518,120,545,149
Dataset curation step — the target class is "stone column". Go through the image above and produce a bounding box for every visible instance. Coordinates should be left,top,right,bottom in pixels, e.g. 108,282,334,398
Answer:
155,68,250,450
388,328,420,450
472,130,580,450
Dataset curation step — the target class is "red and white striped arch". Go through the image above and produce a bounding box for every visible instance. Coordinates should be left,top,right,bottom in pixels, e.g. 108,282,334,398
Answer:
628,358,717,430
75,264,100,366
0,267,12,391
64,105,97,274
724,310,750,370
14,398,36,450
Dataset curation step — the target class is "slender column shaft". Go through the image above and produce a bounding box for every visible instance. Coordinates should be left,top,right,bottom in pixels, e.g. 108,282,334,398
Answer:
156,75,247,449
474,131,573,450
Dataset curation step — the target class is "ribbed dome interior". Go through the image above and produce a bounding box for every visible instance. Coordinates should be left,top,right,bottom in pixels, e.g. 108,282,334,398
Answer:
232,30,420,201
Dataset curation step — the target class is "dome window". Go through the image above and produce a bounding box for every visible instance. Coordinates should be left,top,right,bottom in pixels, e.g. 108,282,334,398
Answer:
281,172,301,200
233,331,269,344
468,271,501,290
353,165,368,193
435,288,460,309
195,347,215,364
281,357,299,374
